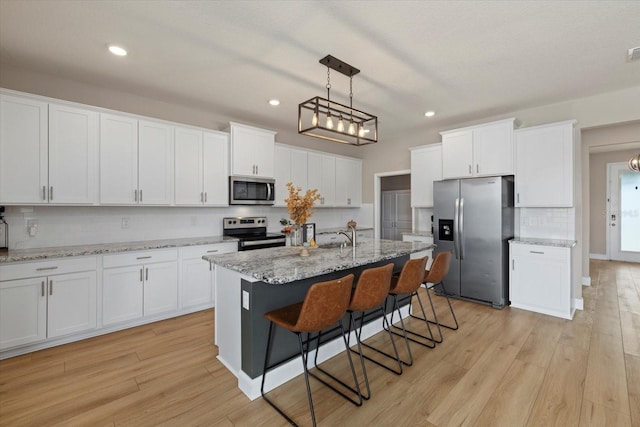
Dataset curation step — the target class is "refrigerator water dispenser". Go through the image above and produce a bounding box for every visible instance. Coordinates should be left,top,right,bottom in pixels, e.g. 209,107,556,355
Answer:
438,219,454,241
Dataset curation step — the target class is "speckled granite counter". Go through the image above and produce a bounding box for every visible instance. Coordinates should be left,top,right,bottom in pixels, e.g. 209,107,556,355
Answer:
509,238,576,248
315,226,374,235
0,236,237,263
204,238,434,284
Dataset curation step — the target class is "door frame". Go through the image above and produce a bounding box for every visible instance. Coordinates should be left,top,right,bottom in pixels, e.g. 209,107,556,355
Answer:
606,162,640,262
373,170,411,240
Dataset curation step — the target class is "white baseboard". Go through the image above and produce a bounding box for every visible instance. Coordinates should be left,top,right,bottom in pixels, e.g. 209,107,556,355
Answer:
574,298,584,311
589,253,607,260
582,276,591,286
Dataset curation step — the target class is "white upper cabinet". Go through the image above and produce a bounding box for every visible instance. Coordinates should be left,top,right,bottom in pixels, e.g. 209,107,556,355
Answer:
307,151,336,207
48,104,99,204
441,118,515,179
100,113,139,204
100,115,173,205
410,144,442,208
0,93,99,205
229,122,276,178
515,120,575,207
174,128,228,206
335,156,362,207
274,144,308,207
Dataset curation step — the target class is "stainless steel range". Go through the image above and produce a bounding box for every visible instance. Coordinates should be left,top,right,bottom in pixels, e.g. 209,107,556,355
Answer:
223,217,286,251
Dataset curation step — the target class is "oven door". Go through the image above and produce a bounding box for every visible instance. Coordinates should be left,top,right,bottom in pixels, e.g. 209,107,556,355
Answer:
229,176,275,205
239,236,286,251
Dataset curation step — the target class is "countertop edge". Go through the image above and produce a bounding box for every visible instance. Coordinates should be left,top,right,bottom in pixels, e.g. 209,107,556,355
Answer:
509,238,577,249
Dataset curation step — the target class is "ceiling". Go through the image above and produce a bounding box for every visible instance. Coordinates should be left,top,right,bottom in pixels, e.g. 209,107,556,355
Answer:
1,0,639,144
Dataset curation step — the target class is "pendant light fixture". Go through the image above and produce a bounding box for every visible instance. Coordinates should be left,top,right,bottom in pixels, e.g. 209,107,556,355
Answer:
629,153,640,172
298,55,377,146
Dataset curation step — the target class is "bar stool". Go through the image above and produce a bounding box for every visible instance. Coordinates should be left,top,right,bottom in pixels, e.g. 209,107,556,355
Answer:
387,256,435,366
314,263,397,400
410,251,458,343
260,274,360,427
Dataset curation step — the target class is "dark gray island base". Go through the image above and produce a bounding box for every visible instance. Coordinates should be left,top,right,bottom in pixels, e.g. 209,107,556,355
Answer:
204,239,435,400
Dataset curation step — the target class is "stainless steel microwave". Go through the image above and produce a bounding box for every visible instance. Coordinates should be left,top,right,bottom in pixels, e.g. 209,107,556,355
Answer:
229,176,275,205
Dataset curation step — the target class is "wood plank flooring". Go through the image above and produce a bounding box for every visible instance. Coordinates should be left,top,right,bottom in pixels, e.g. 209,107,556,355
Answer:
1,259,638,426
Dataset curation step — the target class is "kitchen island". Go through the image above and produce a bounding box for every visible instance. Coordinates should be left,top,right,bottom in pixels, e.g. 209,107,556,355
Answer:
203,238,434,399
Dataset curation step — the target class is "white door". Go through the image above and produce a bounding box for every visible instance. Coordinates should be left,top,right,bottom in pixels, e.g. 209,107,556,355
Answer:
100,114,138,204
608,162,640,262
0,94,48,204
381,191,396,240
202,132,229,206
102,266,144,325
143,261,178,316
138,120,173,205
47,271,97,338
0,277,47,349
396,191,413,236
48,104,99,204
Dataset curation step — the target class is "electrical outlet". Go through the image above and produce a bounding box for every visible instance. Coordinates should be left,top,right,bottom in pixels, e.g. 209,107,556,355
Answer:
121,217,130,229
26,219,38,237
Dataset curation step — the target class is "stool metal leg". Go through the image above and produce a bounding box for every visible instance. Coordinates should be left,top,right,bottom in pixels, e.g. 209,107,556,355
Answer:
352,307,404,375
411,281,459,332
388,291,436,350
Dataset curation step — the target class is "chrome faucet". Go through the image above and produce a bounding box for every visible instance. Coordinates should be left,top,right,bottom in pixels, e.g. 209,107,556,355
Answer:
337,226,357,249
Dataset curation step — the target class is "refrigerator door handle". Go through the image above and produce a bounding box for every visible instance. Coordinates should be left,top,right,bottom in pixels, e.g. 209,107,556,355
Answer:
453,198,460,259
459,197,465,260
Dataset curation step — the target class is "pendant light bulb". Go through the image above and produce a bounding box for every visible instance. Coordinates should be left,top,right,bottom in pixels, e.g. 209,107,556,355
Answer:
358,124,365,137
348,120,356,135
312,109,319,127
337,116,345,132
326,114,334,130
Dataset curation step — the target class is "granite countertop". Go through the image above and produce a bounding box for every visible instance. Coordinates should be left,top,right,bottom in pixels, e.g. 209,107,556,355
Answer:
315,226,374,235
0,236,237,263
204,238,435,285
509,238,577,248
402,231,434,238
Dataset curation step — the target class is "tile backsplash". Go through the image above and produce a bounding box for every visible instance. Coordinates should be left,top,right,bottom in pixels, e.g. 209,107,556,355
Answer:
3,204,373,249
518,207,575,240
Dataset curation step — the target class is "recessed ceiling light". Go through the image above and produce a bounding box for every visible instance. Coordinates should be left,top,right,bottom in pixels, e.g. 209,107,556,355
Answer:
269,99,280,106
108,45,127,56
425,111,435,117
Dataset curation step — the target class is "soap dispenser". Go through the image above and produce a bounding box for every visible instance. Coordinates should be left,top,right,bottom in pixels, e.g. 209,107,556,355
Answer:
0,206,7,251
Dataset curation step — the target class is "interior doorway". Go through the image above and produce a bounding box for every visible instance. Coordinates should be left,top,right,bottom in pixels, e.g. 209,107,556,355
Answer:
607,162,640,262
374,170,411,240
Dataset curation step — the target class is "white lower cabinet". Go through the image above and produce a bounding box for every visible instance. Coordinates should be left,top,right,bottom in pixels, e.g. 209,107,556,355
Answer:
509,243,572,319
402,234,434,269
102,249,178,326
179,242,237,309
0,257,97,350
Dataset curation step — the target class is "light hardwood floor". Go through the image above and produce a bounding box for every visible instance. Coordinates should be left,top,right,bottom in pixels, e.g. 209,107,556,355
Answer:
1,260,638,426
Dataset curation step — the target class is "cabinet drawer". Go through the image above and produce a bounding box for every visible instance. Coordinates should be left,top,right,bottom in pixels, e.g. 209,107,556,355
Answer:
0,256,97,281
510,244,568,260
180,242,237,259
402,234,434,244
103,249,178,268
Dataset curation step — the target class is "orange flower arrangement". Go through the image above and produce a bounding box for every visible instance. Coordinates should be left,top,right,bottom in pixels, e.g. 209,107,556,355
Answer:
285,182,321,225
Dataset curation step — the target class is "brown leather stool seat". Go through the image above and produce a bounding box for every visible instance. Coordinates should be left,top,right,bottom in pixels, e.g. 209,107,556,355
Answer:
386,256,436,366
260,274,361,427
410,251,458,343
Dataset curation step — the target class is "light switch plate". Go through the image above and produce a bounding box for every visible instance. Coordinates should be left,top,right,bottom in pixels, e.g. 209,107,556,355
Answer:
242,290,249,310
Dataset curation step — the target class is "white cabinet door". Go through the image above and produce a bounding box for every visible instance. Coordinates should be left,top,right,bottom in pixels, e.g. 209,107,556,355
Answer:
474,121,513,176
174,127,203,205
510,244,572,318
0,277,47,349
202,131,228,206
138,120,173,205
143,261,178,316
442,130,473,179
515,121,574,207
100,114,138,204
229,122,275,178
290,148,308,195
308,152,335,207
0,94,48,204
48,104,99,204
181,257,213,308
102,265,144,325
47,271,97,338
274,144,291,207
410,144,442,208
335,157,362,207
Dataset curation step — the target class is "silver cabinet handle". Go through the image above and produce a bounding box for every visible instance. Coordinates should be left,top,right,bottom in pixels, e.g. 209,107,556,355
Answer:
200,192,204,203
476,164,479,174
42,186,47,200
204,192,207,202
512,259,515,270
49,279,53,295
468,165,472,174
256,165,258,175
136,256,152,260
41,281,45,297
530,250,545,254
517,193,520,204
134,189,138,202
49,186,53,200
140,189,143,202
206,249,219,253
145,268,148,281
36,266,58,271
140,268,143,282
209,261,212,271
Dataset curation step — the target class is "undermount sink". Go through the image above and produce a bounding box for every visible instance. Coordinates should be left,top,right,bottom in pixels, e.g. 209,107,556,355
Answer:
319,241,355,249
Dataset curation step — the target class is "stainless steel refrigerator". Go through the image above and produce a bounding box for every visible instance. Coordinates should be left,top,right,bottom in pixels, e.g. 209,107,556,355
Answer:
433,176,514,308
